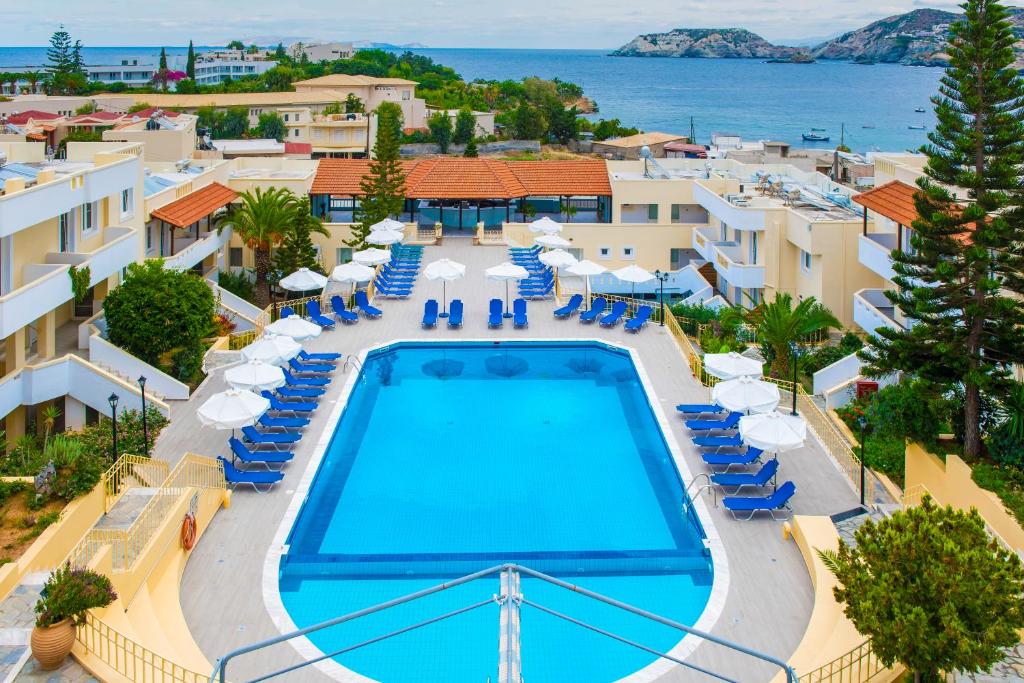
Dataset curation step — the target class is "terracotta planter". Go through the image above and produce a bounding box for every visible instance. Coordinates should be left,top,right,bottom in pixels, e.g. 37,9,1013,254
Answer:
31,618,75,670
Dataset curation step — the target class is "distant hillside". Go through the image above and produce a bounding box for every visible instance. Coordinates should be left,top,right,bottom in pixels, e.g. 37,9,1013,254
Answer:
811,8,958,65
611,28,804,59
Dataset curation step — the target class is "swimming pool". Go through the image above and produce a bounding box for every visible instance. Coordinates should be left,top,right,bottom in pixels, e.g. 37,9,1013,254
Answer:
276,341,718,682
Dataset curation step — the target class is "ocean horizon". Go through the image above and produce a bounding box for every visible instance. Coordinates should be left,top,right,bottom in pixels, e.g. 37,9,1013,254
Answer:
0,45,942,152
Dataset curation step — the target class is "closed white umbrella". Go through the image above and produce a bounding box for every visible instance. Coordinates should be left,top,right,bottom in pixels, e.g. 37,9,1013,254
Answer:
612,264,655,300
198,389,269,430
352,248,393,267
278,267,327,292
241,335,301,365
224,360,285,392
486,262,530,318
370,218,405,233
566,259,607,300
704,352,763,381
535,234,571,249
711,375,781,414
529,216,563,234
739,411,807,453
265,316,322,341
422,259,466,317
367,230,404,246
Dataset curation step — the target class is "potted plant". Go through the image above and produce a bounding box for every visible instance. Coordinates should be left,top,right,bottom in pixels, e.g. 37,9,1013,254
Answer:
31,564,116,669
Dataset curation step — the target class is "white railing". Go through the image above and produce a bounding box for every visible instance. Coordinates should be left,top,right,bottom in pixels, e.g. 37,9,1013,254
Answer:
206,278,262,321
813,352,864,396
88,335,188,400
857,233,898,282
163,226,231,272
693,181,767,231
714,245,765,289
853,289,902,335
0,263,72,338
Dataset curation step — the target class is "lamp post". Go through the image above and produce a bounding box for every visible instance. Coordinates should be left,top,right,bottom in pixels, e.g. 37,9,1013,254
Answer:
789,342,801,416
138,375,149,456
108,393,120,462
857,416,867,508
654,269,669,327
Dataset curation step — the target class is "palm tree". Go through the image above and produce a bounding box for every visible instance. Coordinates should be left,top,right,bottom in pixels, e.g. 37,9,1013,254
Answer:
219,187,299,308
721,293,840,378
24,71,44,94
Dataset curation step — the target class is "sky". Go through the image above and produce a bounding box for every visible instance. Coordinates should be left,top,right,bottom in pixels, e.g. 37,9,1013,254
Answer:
4,0,966,49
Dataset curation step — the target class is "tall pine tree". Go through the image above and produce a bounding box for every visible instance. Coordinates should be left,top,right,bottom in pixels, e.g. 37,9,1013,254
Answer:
186,41,196,79
346,102,407,250
45,26,73,73
159,47,168,70
861,0,1024,459
272,198,329,276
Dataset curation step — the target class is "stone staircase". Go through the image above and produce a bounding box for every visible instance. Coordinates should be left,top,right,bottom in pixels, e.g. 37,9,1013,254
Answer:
88,360,167,403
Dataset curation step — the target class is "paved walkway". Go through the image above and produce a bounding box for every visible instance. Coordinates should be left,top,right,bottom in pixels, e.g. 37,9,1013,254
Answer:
164,240,861,682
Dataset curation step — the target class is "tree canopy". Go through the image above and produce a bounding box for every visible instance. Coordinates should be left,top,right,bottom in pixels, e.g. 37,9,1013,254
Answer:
347,102,406,250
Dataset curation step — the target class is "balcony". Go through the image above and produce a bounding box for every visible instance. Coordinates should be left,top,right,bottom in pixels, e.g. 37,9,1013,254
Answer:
46,227,140,287
858,233,898,282
713,243,765,289
853,288,903,335
691,225,720,261
692,182,766,231
162,226,232,271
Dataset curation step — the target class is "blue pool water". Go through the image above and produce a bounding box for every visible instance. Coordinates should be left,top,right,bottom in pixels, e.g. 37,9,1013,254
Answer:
279,342,713,682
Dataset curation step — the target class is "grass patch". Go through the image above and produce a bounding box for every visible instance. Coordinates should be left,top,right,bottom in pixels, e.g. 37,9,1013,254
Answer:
970,461,1024,527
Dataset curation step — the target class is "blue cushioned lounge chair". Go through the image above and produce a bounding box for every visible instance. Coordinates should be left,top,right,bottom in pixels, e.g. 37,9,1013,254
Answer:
422,299,439,328
229,437,294,469
355,291,382,318
693,433,744,450
278,386,325,399
330,296,359,324
685,412,741,431
711,458,778,493
599,301,628,328
448,299,464,328
280,306,296,318
241,425,301,450
723,481,796,520
262,391,317,414
299,349,341,363
288,357,333,375
513,298,528,328
488,299,503,328
553,294,584,319
283,369,330,387
701,447,764,471
305,301,336,329
258,413,309,430
676,404,724,415
218,457,283,492
624,305,653,332
579,298,607,323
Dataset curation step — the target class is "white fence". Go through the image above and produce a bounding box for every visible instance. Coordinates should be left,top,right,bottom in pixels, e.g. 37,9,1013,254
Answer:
88,335,189,400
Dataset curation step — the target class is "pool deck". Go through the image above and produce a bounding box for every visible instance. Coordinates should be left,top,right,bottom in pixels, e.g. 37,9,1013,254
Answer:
163,240,860,682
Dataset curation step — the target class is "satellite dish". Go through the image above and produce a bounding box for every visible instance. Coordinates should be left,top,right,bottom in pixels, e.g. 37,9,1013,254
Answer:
639,145,653,159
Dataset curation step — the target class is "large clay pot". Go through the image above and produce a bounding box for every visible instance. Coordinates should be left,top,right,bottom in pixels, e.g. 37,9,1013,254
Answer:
30,619,75,670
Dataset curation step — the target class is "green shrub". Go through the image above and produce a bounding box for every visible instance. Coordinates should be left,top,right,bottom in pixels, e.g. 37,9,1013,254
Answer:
74,408,168,464
864,379,945,449
170,343,206,385
216,270,255,303
35,564,117,627
971,461,1024,526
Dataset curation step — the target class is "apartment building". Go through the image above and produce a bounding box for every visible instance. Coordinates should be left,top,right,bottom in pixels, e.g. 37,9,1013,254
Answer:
289,42,356,62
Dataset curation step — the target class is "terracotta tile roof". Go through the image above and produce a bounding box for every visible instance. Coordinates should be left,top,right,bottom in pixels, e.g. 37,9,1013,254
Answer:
4,110,62,125
66,112,123,125
852,180,920,226
312,158,612,199
150,182,238,228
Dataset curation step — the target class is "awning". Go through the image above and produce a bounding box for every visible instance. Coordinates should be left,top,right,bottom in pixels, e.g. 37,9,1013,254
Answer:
150,182,238,228
852,180,919,226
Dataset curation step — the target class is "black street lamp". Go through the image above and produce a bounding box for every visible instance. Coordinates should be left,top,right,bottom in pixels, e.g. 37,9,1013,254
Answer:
108,393,120,461
654,269,669,327
789,342,801,416
858,416,867,508
138,375,149,456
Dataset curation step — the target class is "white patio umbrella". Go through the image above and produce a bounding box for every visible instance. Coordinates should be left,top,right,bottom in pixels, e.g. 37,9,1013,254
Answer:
370,218,405,233
703,352,763,381
538,248,578,269
224,360,285,392
612,264,655,300
565,259,607,300
529,216,563,234
367,230,404,246
422,258,466,317
264,316,322,341
739,411,808,453
535,234,571,249
485,261,530,318
198,388,269,430
352,248,393,267
278,267,327,292
240,335,301,365
331,261,377,297
711,375,781,414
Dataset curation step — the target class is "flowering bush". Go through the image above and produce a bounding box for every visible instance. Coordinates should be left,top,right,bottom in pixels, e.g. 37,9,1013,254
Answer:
35,564,116,627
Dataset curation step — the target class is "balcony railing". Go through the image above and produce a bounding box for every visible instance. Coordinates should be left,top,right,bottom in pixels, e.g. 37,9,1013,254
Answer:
162,226,231,271
853,288,902,335
713,243,765,289
857,233,898,282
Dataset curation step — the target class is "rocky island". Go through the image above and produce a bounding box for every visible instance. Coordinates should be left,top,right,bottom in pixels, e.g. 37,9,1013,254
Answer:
611,28,808,60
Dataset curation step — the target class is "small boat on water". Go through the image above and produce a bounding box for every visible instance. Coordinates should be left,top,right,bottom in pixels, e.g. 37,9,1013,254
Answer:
908,124,926,130
802,128,830,142
914,107,926,113
862,124,876,129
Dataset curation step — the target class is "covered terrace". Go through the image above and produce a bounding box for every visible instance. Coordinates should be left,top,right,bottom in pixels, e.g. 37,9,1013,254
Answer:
149,181,238,268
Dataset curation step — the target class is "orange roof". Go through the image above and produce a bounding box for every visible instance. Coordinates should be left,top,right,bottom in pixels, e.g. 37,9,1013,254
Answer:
311,158,611,199
852,180,920,226
150,182,238,228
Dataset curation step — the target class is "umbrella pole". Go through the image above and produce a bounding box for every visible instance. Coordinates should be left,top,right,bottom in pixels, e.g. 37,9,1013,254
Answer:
503,280,512,318
439,281,449,318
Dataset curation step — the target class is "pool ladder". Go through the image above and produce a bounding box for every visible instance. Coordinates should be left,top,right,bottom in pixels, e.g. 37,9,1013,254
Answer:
683,473,718,513
343,356,363,373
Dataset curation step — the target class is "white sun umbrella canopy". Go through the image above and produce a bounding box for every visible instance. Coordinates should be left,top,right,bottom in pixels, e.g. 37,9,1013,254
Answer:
331,261,376,284
278,267,328,292
366,229,404,246
422,258,466,316
535,234,571,249
703,352,763,381
224,360,285,392
711,375,781,414
485,261,531,317
240,335,301,365
370,218,405,233
612,264,655,300
538,248,579,269
565,259,607,299
739,411,808,453
264,316,322,341
529,216,563,234
197,389,269,430
352,248,393,267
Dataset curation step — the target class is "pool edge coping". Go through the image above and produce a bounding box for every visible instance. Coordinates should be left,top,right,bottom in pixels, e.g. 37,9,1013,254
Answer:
261,337,730,683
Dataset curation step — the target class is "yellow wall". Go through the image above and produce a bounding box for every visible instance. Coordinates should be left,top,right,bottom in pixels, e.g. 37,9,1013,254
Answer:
505,222,695,271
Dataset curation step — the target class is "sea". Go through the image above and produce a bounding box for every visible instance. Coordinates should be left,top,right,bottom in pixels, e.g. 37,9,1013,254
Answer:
0,45,944,153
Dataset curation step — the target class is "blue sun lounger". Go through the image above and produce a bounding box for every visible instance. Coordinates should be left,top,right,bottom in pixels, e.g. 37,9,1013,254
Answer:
693,433,744,450
330,296,359,324
258,413,309,430
218,457,284,492
488,298,503,328
599,301,629,327
283,369,330,387
676,404,725,415
422,299,439,328
723,481,797,520
711,458,778,493
262,391,317,414
288,357,333,375
685,412,742,431
553,294,584,319
241,425,301,450
299,349,341,363
229,437,294,469
355,291,382,318
701,447,765,471
280,306,296,318
579,297,607,323
448,299,464,328
513,298,528,328
625,305,653,332
278,386,325,399
305,301,336,329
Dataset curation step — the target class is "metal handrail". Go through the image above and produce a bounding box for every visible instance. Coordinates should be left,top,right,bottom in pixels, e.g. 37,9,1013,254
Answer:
343,355,363,373
684,482,719,512
209,563,799,683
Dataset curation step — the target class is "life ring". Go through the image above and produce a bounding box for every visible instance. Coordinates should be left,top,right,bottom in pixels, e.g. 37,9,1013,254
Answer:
180,513,197,551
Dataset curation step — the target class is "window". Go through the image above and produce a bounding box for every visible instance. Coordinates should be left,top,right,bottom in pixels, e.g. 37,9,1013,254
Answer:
622,246,635,260
647,204,658,222
719,222,728,241
749,232,758,264
800,249,812,273
402,90,411,101
229,247,243,268
58,211,74,252
145,224,152,251
81,202,97,235
336,247,353,265
120,188,134,220
283,113,289,122
293,129,300,137
598,246,611,260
